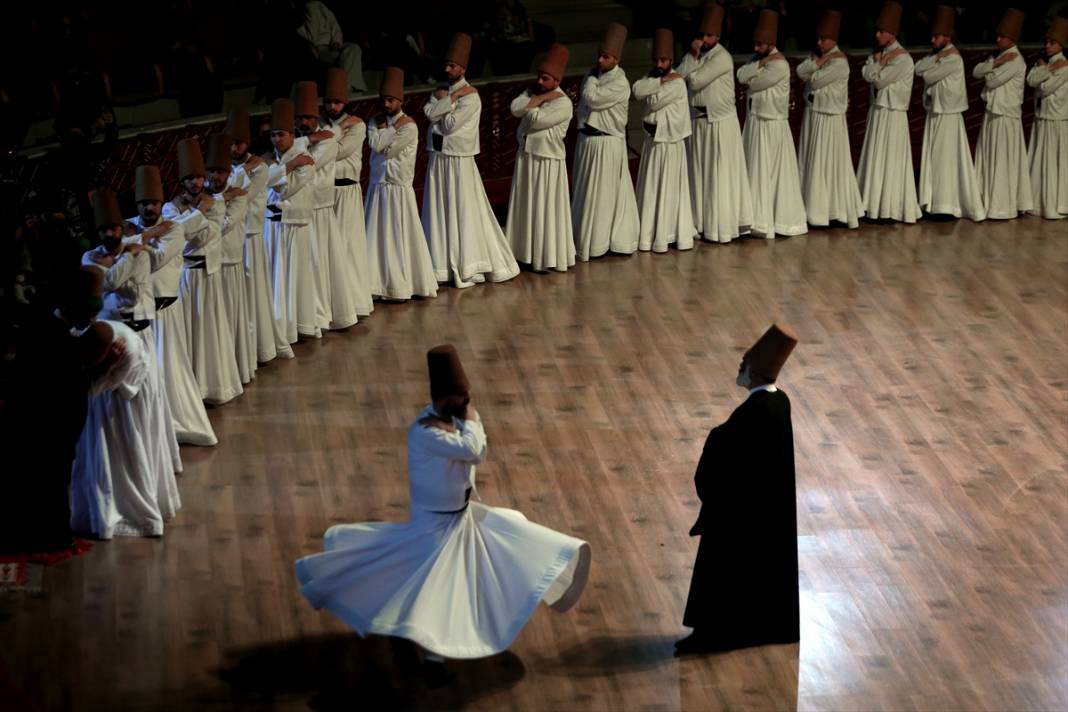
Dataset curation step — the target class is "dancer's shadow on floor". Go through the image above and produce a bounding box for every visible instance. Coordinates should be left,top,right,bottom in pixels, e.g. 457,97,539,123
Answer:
529,634,679,677
214,633,525,710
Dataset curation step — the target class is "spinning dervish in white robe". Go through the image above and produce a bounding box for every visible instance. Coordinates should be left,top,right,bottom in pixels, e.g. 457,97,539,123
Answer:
295,345,590,663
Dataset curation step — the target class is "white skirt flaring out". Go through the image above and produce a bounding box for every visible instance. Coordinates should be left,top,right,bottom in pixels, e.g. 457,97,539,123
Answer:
220,263,256,384
365,182,439,301
154,301,217,446
798,111,863,228
295,502,591,659
333,183,375,318
421,153,520,287
571,134,639,259
245,230,292,362
1028,118,1068,220
856,107,922,223
975,112,1034,219
506,153,576,272
742,116,808,238
179,267,243,405
267,221,319,342
918,113,986,221
635,138,697,252
71,326,181,540
688,115,754,242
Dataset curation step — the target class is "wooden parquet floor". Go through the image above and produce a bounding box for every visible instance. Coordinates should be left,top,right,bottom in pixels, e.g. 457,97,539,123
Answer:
2,216,1066,711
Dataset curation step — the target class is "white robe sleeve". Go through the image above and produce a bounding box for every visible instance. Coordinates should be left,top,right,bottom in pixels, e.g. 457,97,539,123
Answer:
1032,65,1068,96
631,76,661,100
916,54,960,85
525,94,572,131
510,91,533,117
981,57,1023,90
806,57,848,90
416,417,487,463
687,51,733,92
582,73,628,110
742,58,788,92
335,121,365,160
144,222,184,272
641,78,685,112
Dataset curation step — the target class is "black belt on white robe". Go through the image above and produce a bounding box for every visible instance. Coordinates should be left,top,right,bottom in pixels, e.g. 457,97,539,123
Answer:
431,133,444,152
579,125,609,137
184,256,206,269
643,121,657,137
119,313,151,332
429,488,472,514
334,178,358,187
693,106,709,118
155,296,177,311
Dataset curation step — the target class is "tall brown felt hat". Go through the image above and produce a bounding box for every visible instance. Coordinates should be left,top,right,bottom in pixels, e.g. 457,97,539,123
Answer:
539,43,570,81
92,187,123,229
293,80,319,117
226,110,251,144
600,22,628,59
445,33,473,68
325,67,348,102
652,28,674,61
205,132,232,170
134,165,164,203
996,8,1025,42
1047,17,1068,45
176,137,206,179
816,10,842,41
745,322,800,381
876,1,904,35
271,98,295,131
380,66,404,100
753,9,778,45
931,6,956,37
700,4,725,36
427,345,471,401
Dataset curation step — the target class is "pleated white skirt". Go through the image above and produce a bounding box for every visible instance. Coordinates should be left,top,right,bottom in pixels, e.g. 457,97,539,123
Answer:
743,116,808,237
975,112,1034,219
856,107,922,223
918,112,986,221
798,111,862,228
572,134,639,259
636,138,697,252
1028,118,1068,220
365,182,439,300
688,115,753,242
506,153,576,272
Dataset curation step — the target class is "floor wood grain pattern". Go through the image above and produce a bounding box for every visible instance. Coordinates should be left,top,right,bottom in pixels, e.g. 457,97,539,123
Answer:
2,216,1066,711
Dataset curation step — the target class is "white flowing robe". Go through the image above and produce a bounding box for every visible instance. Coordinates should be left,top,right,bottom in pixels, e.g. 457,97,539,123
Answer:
294,407,591,659
71,321,181,539
678,44,753,242
216,180,256,383
165,198,243,405
422,79,519,287
1027,52,1068,219
365,113,438,300
973,46,1033,219
796,48,863,228
329,115,375,316
265,140,318,342
857,42,921,223
81,243,183,472
506,89,575,272
572,65,639,259
233,155,293,363
306,128,345,331
126,215,217,446
633,73,697,252
737,52,807,238
915,46,986,220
